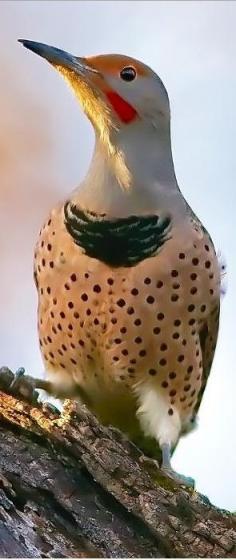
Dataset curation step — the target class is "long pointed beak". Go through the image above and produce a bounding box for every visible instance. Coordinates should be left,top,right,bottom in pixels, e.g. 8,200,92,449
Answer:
18,39,99,77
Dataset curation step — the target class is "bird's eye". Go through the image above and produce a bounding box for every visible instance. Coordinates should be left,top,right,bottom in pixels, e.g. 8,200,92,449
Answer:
120,66,137,82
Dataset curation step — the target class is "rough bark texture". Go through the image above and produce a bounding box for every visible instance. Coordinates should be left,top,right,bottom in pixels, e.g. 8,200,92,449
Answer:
0,379,235,558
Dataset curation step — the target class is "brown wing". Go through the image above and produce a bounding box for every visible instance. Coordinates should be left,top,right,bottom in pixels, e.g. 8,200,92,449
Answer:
141,308,220,460
194,304,220,415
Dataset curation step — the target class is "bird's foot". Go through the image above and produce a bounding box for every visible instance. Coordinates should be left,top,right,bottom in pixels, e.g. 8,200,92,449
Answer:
161,466,195,488
0,366,40,405
139,454,159,470
42,402,61,417
161,442,195,488
139,453,194,488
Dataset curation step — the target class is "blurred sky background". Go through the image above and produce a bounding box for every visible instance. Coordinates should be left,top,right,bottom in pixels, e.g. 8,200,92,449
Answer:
0,0,235,510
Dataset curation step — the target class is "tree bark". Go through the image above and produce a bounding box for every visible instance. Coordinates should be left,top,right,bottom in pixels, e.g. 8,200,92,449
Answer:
0,376,235,558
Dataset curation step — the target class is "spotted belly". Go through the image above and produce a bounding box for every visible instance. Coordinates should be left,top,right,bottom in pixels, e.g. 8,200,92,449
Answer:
36,213,220,430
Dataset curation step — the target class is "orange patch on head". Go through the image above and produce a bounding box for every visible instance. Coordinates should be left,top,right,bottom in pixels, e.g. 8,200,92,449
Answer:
84,54,150,78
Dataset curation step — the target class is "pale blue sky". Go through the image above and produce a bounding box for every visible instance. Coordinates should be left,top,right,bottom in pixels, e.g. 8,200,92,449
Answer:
0,1,235,510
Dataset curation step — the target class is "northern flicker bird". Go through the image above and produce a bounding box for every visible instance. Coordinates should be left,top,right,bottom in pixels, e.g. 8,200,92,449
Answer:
15,40,222,485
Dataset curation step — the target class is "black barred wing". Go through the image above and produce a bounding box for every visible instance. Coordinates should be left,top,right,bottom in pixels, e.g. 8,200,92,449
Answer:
64,201,171,267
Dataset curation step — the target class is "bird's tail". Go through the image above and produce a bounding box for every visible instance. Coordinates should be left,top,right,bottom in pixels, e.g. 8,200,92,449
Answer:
217,250,227,298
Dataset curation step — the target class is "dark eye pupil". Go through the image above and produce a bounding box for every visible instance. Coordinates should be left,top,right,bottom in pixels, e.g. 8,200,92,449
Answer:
120,66,136,82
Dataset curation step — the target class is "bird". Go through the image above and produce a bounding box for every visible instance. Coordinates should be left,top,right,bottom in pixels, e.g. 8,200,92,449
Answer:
14,39,222,485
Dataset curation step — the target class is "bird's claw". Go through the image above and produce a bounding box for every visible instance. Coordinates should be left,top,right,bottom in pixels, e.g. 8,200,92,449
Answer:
0,367,15,391
9,367,25,390
139,454,159,472
0,366,39,405
161,466,195,488
42,402,61,416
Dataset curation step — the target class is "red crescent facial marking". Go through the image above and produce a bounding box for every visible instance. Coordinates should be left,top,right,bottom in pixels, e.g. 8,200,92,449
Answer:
106,90,138,123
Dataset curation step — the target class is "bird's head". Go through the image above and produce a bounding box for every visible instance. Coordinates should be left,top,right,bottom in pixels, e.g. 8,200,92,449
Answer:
19,40,170,142
19,40,175,191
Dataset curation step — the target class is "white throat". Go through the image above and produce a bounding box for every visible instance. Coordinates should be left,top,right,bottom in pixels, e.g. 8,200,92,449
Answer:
73,119,183,218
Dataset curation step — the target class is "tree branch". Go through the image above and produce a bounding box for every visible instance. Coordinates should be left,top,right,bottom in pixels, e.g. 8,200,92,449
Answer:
0,377,235,558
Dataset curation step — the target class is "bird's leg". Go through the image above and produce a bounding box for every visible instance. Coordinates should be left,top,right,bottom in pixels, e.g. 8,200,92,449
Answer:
161,442,195,488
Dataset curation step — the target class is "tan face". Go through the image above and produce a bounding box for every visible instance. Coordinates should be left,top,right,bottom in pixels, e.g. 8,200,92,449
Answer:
80,54,169,125
80,54,155,124
19,41,170,132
